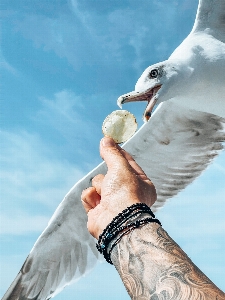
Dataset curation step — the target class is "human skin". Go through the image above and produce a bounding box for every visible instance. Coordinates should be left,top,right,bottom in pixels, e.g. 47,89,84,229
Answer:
81,136,156,239
81,137,225,299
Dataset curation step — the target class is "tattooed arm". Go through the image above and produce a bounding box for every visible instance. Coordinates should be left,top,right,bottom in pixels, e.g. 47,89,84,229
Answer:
81,137,224,300
111,222,225,299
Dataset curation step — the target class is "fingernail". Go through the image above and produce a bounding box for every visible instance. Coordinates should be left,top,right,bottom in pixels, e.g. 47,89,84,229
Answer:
101,137,115,147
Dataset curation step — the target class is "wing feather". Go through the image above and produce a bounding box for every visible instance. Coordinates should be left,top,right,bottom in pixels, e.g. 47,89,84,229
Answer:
1,172,105,300
192,0,225,42
123,101,225,211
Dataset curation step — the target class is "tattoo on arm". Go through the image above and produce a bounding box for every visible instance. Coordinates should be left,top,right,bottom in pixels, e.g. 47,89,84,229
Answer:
111,223,225,300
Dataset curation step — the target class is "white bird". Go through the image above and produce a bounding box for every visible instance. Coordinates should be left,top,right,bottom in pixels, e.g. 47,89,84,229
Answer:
3,0,225,299
118,0,225,120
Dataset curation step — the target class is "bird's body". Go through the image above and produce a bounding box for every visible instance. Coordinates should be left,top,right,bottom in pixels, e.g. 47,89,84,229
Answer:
169,32,225,118
3,0,225,299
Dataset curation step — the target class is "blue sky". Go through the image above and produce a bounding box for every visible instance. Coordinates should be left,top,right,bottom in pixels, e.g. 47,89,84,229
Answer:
0,0,224,299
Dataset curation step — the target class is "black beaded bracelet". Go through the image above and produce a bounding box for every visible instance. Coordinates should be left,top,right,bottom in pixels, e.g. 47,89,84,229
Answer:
97,204,153,252
96,211,145,254
98,203,155,245
96,203,161,264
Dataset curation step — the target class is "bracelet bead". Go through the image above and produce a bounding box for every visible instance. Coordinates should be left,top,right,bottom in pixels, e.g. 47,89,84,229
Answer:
96,203,161,264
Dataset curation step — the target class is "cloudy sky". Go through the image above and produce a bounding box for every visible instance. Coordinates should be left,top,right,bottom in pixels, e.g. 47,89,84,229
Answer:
1,0,225,299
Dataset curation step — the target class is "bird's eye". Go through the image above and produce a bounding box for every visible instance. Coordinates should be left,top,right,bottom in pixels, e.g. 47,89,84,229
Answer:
149,69,158,78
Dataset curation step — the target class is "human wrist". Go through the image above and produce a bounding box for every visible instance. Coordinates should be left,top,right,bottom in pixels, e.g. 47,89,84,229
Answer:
93,198,142,238
107,211,156,258
96,203,161,264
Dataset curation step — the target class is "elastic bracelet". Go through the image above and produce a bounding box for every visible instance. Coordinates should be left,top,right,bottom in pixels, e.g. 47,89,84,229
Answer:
98,209,143,245
96,211,146,254
97,204,153,251
97,203,159,253
96,203,161,264
98,203,154,245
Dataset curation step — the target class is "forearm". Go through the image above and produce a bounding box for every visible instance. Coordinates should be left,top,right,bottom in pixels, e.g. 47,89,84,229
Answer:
111,222,225,300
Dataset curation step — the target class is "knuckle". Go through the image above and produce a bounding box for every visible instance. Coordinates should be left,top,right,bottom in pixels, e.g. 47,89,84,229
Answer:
81,187,93,199
92,174,104,184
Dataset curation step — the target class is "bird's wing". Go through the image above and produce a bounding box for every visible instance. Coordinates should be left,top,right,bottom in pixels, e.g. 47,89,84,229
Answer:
3,101,225,300
122,101,225,211
2,163,108,300
191,0,225,42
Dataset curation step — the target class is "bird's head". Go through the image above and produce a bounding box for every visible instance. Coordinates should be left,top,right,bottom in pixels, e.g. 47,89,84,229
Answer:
117,60,187,121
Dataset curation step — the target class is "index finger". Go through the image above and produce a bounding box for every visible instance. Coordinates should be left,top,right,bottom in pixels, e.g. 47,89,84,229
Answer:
118,145,150,181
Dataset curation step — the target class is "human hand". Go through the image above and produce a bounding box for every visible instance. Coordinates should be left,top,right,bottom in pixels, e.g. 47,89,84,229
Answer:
81,137,157,239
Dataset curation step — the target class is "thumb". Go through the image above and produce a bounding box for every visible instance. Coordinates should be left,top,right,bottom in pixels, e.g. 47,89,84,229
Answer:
100,137,130,170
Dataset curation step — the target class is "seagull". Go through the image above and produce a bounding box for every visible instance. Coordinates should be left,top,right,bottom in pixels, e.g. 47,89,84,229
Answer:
3,0,225,299
118,0,225,120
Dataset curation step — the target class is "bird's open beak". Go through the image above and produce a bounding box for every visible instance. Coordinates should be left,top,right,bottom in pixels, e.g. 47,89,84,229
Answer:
117,85,162,122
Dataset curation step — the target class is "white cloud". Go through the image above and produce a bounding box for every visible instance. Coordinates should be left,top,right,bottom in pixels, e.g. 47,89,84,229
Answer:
10,1,196,76
37,90,85,129
0,213,49,235
213,161,225,175
35,90,99,153
0,129,85,234
0,50,19,76
0,59,18,75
